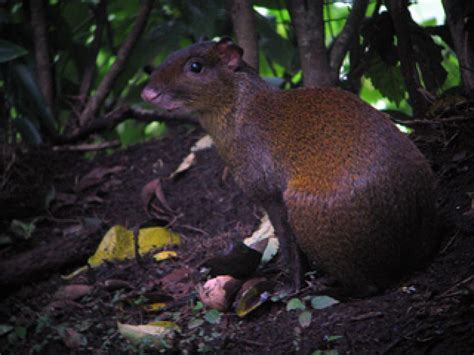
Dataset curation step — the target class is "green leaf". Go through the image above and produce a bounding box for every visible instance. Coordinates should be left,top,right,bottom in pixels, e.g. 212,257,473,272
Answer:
187,318,204,330
365,54,406,106
411,29,447,92
204,309,221,325
256,13,295,71
15,326,27,339
312,350,339,355
192,301,204,313
286,298,306,311
311,296,339,310
0,324,14,336
13,117,43,145
10,63,57,132
440,49,461,92
116,119,146,146
298,310,312,328
10,218,38,239
325,335,343,343
0,235,12,246
0,40,28,63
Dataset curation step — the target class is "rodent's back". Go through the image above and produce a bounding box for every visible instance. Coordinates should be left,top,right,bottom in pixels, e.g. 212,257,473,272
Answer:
249,87,437,290
255,88,427,194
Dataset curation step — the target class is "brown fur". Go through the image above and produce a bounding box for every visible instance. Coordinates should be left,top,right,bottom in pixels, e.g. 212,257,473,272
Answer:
142,40,439,294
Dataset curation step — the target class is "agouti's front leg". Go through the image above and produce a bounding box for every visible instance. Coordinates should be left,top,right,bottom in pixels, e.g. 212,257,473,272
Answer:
264,202,303,292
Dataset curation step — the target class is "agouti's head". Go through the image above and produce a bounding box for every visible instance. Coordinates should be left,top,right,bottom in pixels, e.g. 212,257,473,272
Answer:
142,38,245,115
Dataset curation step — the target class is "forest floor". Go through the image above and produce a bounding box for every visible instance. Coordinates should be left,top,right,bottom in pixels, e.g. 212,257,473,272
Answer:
0,121,473,354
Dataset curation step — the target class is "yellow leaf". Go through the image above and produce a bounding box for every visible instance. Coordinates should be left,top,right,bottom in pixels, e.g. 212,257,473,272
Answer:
61,265,88,280
144,303,167,312
153,250,178,262
88,225,180,268
117,321,179,346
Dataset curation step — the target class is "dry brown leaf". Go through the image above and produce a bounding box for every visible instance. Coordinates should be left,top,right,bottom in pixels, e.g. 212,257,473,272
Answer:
142,178,160,209
75,166,125,192
50,192,77,212
159,266,195,297
170,152,196,179
141,178,174,214
61,328,85,349
53,284,93,301
103,279,133,292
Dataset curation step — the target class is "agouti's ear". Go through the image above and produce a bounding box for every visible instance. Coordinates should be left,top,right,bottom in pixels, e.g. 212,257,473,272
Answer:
216,37,244,71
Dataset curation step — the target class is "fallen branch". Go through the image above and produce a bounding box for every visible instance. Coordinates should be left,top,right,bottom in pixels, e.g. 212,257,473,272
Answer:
0,224,103,291
79,0,154,126
52,140,120,152
57,105,197,144
391,115,473,126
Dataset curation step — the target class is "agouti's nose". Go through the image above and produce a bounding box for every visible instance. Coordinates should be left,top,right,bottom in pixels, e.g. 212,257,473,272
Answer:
141,87,161,102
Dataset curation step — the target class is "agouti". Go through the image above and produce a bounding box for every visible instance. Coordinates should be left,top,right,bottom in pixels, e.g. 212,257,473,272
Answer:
142,38,438,295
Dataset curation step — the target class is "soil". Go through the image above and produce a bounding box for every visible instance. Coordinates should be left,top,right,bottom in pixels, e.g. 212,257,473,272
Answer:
0,122,473,354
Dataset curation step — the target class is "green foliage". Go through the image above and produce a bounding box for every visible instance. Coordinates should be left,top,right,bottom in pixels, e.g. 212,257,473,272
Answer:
203,309,221,325
0,0,461,146
286,297,306,311
411,29,447,92
298,310,312,328
365,55,407,107
310,295,339,310
0,40,28,63
12,117,43,145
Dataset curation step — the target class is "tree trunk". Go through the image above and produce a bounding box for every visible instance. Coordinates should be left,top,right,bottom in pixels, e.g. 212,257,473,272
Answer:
29,0,54,112
287,0,333,87
230,0,259,70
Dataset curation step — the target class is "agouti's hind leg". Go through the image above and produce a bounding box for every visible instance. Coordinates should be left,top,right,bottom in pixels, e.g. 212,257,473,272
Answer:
264,202,303,292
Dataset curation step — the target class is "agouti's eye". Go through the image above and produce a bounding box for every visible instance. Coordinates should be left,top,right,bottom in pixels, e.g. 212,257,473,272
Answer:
190,62,203,73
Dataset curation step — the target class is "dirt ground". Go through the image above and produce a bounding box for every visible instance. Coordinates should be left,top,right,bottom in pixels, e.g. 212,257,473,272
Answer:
0,121,473,354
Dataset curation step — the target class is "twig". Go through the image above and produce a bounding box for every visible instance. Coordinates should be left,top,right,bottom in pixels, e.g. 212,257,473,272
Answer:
439,274,474,297
132,225,144,267
79,0,155,126
329,0,369,74
390,115,473,126
237,338,266,347
52,140,120,152
389,0,429,116
440,230,459,254
79,0,108,102
176,224,210,237
350,311,384,321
